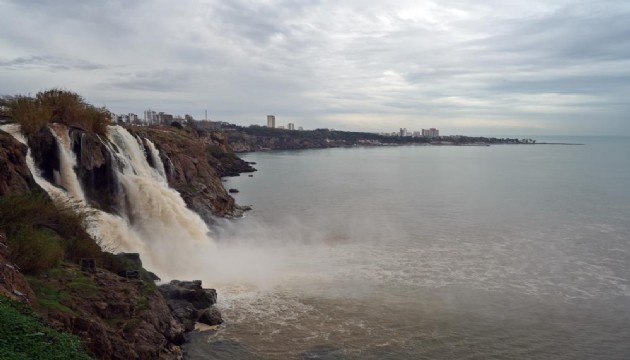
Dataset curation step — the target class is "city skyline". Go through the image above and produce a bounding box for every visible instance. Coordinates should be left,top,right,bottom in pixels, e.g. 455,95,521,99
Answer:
1,1,629,136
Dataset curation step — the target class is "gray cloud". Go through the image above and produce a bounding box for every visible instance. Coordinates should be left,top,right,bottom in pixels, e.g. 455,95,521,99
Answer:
0,0,628,135
0,56,108,71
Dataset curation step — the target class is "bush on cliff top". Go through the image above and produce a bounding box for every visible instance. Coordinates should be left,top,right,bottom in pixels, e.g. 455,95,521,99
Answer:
0,193,103,274
2,89,109,136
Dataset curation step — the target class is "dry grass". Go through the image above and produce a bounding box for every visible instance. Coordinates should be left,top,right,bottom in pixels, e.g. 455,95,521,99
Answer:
2,88,110,136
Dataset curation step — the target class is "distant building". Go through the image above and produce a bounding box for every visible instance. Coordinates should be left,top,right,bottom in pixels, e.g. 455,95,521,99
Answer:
184,114,194,122
144,109,157,125
267,115,276,128
399,128,407,137
298,126,304,131
287,122,295,130
157,112,174,125
278,125,285,129
412,131,421,137
422,128,439,138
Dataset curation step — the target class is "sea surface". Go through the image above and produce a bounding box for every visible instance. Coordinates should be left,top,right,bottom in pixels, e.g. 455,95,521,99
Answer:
185,137,630,359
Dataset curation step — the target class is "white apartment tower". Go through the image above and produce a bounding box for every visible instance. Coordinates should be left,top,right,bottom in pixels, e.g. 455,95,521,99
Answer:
267,115,276,128
144,109,157,125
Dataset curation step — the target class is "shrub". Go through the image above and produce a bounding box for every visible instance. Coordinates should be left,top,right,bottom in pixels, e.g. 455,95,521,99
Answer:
3,89,110,137
0,193,103,273
8,225,64,273
4,96,52,135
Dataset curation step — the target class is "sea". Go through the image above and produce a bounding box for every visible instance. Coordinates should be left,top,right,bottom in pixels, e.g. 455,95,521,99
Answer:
185,136,630,360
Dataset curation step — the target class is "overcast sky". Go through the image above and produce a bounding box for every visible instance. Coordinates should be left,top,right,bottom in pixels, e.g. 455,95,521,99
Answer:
1,0,629,135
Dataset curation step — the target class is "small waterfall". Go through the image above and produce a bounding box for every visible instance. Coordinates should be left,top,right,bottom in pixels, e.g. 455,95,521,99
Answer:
48,123,86,202
145,138,167,180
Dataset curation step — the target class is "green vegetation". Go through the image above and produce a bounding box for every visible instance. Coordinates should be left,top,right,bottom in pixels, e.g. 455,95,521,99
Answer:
26,276,75,315
1,89,110,136
0,296,91,359
26,266,99,314
0,193,102,274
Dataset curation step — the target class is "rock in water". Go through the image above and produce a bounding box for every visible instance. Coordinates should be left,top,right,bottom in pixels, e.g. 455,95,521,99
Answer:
198,306,223,326
158,280,222,331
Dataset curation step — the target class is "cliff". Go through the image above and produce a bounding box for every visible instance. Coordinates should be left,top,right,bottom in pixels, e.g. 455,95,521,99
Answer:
226,129,346,152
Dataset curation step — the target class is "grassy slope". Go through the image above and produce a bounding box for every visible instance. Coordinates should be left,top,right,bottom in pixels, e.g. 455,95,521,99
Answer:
0,296,91,360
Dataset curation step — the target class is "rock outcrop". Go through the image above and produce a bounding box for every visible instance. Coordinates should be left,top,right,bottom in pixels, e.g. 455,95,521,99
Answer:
158,280,223,331
68,127,120,211
0,130,38,196
34,263,185,360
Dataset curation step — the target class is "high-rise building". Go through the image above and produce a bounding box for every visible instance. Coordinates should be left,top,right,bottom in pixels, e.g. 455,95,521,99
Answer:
267,115,276,128
422,128,439,138
144,109,157,125
287,122,295,130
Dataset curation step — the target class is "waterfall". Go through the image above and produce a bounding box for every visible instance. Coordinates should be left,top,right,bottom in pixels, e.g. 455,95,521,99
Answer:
1,123,215,279
48,123,86,202
145,138,167,180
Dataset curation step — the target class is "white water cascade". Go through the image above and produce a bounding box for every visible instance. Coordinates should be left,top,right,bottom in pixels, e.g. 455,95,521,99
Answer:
106,126,216,276
48,123,86,202
1,123,216,280
144,138,167,180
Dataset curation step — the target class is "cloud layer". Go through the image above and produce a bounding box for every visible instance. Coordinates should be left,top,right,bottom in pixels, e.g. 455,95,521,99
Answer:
1,0,629,135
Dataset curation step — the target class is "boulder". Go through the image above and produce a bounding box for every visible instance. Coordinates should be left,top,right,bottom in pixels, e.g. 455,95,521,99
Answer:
198,306,223,326
158,280,221,332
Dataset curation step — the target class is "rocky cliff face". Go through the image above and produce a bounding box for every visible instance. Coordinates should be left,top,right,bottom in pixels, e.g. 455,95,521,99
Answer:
69,128,120,212
31,263,185,360
227,131,334,152
0,130,38,196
